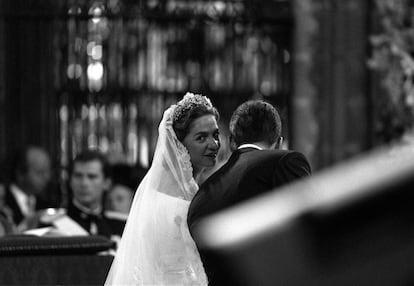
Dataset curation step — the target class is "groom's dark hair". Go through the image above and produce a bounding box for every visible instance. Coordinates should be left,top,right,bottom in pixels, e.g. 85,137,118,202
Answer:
71,149,110,178
229,100,281,147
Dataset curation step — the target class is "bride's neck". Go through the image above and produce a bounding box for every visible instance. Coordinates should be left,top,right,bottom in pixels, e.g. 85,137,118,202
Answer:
193,167,204,183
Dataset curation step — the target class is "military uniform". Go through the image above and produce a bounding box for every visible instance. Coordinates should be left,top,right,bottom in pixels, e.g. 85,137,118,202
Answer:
66,200,126,238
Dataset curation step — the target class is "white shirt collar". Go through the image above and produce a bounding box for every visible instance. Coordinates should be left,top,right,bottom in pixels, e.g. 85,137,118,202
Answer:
237,144,263,150
10,184,36,216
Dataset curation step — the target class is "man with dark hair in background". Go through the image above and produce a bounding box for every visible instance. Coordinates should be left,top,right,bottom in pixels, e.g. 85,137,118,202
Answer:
5,145,54,229
67,150,125,239
188,100,312,285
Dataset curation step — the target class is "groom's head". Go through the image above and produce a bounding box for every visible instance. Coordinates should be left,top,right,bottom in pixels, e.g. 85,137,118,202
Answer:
229,100,282,151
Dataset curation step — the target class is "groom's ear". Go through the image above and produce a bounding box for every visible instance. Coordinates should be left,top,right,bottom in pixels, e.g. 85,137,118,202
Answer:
274,136,284,150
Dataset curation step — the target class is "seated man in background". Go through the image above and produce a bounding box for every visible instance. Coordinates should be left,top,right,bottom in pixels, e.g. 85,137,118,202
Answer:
67,150,126,239
5,145,55,230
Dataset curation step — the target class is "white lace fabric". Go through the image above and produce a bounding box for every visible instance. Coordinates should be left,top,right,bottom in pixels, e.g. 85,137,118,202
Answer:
105,106,208,286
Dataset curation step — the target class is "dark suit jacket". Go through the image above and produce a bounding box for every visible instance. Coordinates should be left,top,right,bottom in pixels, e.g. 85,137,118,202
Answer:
187,147,311,285
5,184,50,225
66,202,126,238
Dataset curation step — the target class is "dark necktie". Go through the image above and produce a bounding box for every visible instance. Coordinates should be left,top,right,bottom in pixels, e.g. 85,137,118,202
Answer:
80,212,100,234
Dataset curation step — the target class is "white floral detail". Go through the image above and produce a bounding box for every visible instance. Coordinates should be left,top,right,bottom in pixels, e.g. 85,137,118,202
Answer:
179,154,199,198
165,104,198,198
166,106,194,174
175,139,193,179
174,215,183,225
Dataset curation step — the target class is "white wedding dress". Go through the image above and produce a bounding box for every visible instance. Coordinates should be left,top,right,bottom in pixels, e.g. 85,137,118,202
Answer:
105,106,208,286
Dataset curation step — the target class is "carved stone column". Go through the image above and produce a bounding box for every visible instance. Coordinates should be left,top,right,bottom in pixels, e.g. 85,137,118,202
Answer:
292,0,371,170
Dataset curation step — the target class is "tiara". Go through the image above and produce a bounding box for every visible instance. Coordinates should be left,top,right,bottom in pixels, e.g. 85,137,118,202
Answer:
172,92,213,122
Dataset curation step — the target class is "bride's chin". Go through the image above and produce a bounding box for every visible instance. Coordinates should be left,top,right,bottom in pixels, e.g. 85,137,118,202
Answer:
206,159,216,167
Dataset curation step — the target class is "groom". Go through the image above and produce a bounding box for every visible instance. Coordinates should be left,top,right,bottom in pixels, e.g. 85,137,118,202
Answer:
187,99,311,285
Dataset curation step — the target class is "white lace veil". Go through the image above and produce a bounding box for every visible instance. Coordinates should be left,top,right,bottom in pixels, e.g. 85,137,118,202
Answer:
105,104,207,285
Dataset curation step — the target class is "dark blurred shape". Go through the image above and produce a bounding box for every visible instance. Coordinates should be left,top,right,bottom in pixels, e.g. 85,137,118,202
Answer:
110,163,146,192
0,235,114,285
194,145,414,286
105,163,147,215
0,234,115,256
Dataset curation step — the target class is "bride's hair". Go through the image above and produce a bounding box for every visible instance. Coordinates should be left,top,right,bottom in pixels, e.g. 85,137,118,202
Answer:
173,92,219,141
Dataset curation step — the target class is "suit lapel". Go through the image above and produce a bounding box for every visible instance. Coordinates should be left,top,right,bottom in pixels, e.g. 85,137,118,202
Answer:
5,185,24,224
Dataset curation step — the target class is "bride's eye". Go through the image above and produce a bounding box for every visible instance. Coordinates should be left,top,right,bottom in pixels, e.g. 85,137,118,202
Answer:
196,135,206,142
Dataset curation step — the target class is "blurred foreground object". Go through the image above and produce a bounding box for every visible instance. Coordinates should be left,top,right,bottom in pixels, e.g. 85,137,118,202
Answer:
0,234,114,256
0,234,115,285
194,144,414,286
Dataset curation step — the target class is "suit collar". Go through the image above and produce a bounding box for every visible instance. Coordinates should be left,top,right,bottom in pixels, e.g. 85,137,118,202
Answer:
202,146,266,184
72,199,102,217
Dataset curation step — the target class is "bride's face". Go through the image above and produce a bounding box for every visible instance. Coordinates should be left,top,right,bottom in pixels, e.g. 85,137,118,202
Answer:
182,114,220,175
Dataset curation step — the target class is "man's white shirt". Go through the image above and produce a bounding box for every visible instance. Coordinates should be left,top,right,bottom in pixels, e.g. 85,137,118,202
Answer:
10,184,36,216
237,144,263,150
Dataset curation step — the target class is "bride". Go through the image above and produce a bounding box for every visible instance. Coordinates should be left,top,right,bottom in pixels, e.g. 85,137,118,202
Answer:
105,92,220,285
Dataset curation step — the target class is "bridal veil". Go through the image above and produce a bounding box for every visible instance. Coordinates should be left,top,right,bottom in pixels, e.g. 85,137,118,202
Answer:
105,105,208,285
